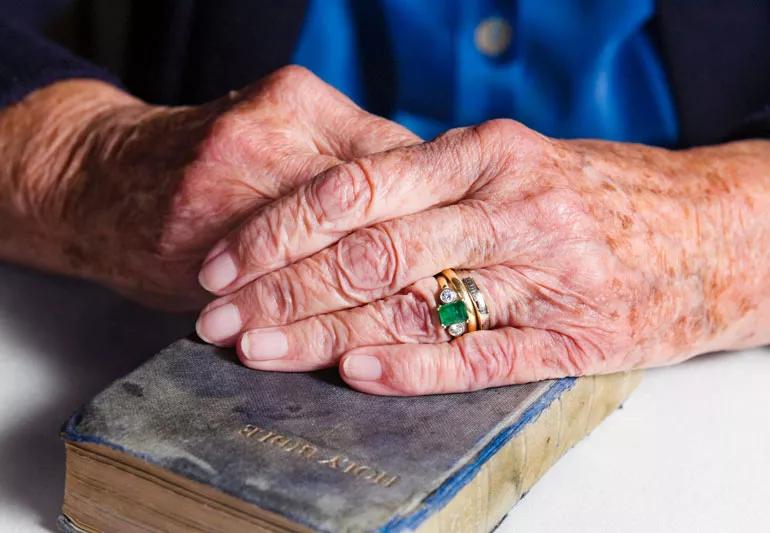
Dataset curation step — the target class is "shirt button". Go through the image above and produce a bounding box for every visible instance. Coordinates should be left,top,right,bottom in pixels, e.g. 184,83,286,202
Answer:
474,17,513,57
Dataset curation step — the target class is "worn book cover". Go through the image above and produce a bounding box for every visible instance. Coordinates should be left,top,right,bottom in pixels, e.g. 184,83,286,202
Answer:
59,337,640,532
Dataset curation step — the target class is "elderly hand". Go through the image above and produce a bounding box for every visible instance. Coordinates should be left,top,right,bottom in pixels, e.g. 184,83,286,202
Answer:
196,119,770,395
0,67,416,309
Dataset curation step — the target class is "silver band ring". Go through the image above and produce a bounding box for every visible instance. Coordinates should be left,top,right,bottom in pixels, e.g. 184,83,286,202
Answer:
462,277,490,330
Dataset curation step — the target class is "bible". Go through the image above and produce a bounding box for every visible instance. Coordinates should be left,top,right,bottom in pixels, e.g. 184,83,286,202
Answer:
59,336,640,532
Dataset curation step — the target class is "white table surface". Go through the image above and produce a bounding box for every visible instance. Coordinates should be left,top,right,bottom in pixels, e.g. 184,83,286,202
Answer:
0,261,768,533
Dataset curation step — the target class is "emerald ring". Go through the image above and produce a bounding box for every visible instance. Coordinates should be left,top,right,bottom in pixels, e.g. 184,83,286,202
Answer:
435,269,488,337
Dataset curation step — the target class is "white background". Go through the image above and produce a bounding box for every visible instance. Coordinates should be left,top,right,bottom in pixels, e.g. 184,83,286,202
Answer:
1,262,768,532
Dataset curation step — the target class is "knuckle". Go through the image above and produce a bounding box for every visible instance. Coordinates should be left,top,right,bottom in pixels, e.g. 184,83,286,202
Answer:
236,214,282,271
308,160,374,224
475,118,524,138
249,273,303,325
267,64,318,89
475,118,544,149
472,119,550,176
305,315,350,365
245,65,324,113
381,292,440,343
335,227,399,298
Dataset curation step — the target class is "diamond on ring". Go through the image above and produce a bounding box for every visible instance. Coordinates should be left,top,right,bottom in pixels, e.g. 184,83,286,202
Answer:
439,287,458,304
447,322,467,337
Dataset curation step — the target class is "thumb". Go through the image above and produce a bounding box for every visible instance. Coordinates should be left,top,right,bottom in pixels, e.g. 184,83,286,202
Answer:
331,109,422,158
304,71,421,158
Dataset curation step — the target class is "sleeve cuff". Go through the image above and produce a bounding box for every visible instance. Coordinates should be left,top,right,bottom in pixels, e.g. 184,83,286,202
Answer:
0,18,121,109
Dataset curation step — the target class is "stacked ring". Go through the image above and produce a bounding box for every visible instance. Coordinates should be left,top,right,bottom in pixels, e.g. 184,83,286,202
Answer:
434,268,490,337
461,276,490,331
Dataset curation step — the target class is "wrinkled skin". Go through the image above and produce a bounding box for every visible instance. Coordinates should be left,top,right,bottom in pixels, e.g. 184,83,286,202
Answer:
0,67,416,309
195,120,770,395
2,68,769,396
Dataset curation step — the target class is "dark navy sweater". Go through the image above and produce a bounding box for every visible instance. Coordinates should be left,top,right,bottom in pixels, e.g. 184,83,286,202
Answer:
0,0,768,147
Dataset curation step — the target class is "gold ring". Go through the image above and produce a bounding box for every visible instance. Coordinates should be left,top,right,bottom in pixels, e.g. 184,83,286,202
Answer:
435,268,478,337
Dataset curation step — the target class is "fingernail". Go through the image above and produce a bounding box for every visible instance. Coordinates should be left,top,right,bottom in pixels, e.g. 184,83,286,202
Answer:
196,303,242,343
343,355,382,381
199,251,238,292
241,328,289,360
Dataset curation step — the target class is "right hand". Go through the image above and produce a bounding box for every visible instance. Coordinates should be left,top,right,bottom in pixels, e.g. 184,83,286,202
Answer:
193,116,770,395
0,66,418,309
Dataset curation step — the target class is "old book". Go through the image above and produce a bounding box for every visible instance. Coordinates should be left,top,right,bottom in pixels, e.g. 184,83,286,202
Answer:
59,337,640,533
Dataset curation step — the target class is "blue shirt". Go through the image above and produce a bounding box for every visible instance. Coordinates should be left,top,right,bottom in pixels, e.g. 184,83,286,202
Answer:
293,0,678,146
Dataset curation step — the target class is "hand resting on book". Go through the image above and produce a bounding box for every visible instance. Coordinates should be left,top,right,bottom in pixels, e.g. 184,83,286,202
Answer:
196,120,770,394
1,67,768,396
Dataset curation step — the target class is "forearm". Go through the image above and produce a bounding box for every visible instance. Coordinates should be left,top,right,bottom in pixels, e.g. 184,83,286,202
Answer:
0,79,138,276
621,138,770,359
550,136,770,363
685,139,770,353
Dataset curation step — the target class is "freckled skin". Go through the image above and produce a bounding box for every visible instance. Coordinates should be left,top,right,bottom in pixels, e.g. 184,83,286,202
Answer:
0,70,417,310
203,120,770,394
2,72,769,394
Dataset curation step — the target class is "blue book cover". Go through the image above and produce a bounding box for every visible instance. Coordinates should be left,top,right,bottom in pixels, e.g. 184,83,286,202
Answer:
60,337,638,532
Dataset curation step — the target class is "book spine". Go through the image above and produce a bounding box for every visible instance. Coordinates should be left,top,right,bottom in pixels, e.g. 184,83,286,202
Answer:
415,371,642,533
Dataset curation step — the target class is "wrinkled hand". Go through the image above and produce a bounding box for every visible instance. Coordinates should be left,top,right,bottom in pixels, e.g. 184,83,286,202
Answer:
10,67,416,309
195,119,770,394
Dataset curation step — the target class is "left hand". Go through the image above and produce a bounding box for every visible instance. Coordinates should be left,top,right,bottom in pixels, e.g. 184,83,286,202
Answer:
195,119,770,395
0,70,418,311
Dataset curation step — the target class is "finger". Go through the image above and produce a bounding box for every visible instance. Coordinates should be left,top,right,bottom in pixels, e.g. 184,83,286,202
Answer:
198,121,531,294
234,277,447,371
233,266,517,371
338,327,602,396
183,150,344,271
195,201,510,344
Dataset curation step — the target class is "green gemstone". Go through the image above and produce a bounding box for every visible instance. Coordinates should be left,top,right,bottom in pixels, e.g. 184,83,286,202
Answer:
437,300,468,326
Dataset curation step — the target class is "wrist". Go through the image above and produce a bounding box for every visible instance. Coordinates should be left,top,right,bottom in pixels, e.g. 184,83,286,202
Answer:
681,140,770,354
0,79,147,274
570,138,770,360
